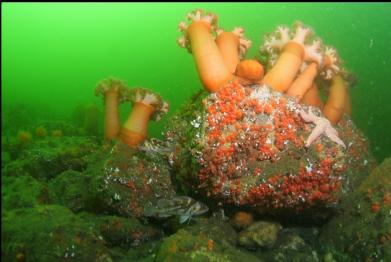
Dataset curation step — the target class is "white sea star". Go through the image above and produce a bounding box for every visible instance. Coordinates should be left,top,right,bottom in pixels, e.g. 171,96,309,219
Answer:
298,107,346,148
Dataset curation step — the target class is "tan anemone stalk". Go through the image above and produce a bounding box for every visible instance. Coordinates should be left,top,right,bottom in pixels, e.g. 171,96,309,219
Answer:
95,78,127,141
120,88,169,147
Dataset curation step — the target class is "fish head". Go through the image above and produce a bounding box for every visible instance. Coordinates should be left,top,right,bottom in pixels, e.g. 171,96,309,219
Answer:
189,201,209,216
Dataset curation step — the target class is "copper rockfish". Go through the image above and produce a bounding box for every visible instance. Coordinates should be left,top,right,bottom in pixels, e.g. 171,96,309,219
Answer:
143,196,209,223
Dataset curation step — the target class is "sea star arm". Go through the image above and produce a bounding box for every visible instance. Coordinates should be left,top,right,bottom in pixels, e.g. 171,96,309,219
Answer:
325,126,346,148
305,119,327,147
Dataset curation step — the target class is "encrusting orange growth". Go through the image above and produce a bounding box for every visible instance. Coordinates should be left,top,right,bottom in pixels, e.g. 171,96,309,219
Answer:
207,239,214,251
371,201,381,213
322,74,347,125
95,78,128,141
178,10,234,92
120,88,169,147
232,211,254,230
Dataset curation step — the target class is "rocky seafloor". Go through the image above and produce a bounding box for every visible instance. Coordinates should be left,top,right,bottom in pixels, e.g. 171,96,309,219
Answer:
2,93,391,262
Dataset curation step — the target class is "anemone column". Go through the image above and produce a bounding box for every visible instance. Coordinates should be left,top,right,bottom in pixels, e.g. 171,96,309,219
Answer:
120,88,169,147
95,78,127,141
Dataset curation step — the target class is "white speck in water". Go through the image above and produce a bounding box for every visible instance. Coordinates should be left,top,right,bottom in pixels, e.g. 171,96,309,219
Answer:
369,39,373,48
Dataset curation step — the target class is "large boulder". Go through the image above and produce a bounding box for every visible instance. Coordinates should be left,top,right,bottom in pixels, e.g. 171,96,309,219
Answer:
319,157,391,261
49,170,94,212
93,142,176,218
165,82,376,220
2,175,49,210
155,217,262,262
78,212,161,248
2,205,112,262
3,136,99,181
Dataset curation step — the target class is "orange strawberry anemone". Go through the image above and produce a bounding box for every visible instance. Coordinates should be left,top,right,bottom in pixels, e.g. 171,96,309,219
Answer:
120,88,169,148
95,78,128,141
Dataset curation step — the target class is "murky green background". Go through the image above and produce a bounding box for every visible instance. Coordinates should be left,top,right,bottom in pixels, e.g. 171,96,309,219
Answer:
2,3,391,162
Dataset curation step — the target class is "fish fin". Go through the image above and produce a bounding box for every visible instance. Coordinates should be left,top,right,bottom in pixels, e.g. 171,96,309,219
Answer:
179,214,189,224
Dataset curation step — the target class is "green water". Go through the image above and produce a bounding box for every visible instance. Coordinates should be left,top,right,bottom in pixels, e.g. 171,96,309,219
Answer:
2,3,391,162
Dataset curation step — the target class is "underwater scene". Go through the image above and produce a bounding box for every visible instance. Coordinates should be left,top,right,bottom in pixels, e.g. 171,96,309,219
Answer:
2,3,391,262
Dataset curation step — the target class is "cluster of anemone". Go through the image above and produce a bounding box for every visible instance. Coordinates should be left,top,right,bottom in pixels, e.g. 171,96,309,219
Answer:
259,22,341,81
177,9,265,92
95,77,169,147
176,8,354,127
177,10,253,60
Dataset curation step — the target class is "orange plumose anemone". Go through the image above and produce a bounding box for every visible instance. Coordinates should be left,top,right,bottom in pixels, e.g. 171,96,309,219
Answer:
95,78,128,141
17,130,32,145
231,211,254,230
177,9,234,92
35,126,48,138
120,88,169,148
51,130,63,138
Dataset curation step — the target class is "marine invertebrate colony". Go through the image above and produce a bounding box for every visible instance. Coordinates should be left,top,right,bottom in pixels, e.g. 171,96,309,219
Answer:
166,79,374,216
199,82,346,209
167,10,372,214
178,9,352,126
260,22,352,124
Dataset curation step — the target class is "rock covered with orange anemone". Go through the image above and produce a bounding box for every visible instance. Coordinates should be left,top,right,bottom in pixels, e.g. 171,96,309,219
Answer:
165,80,375,218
